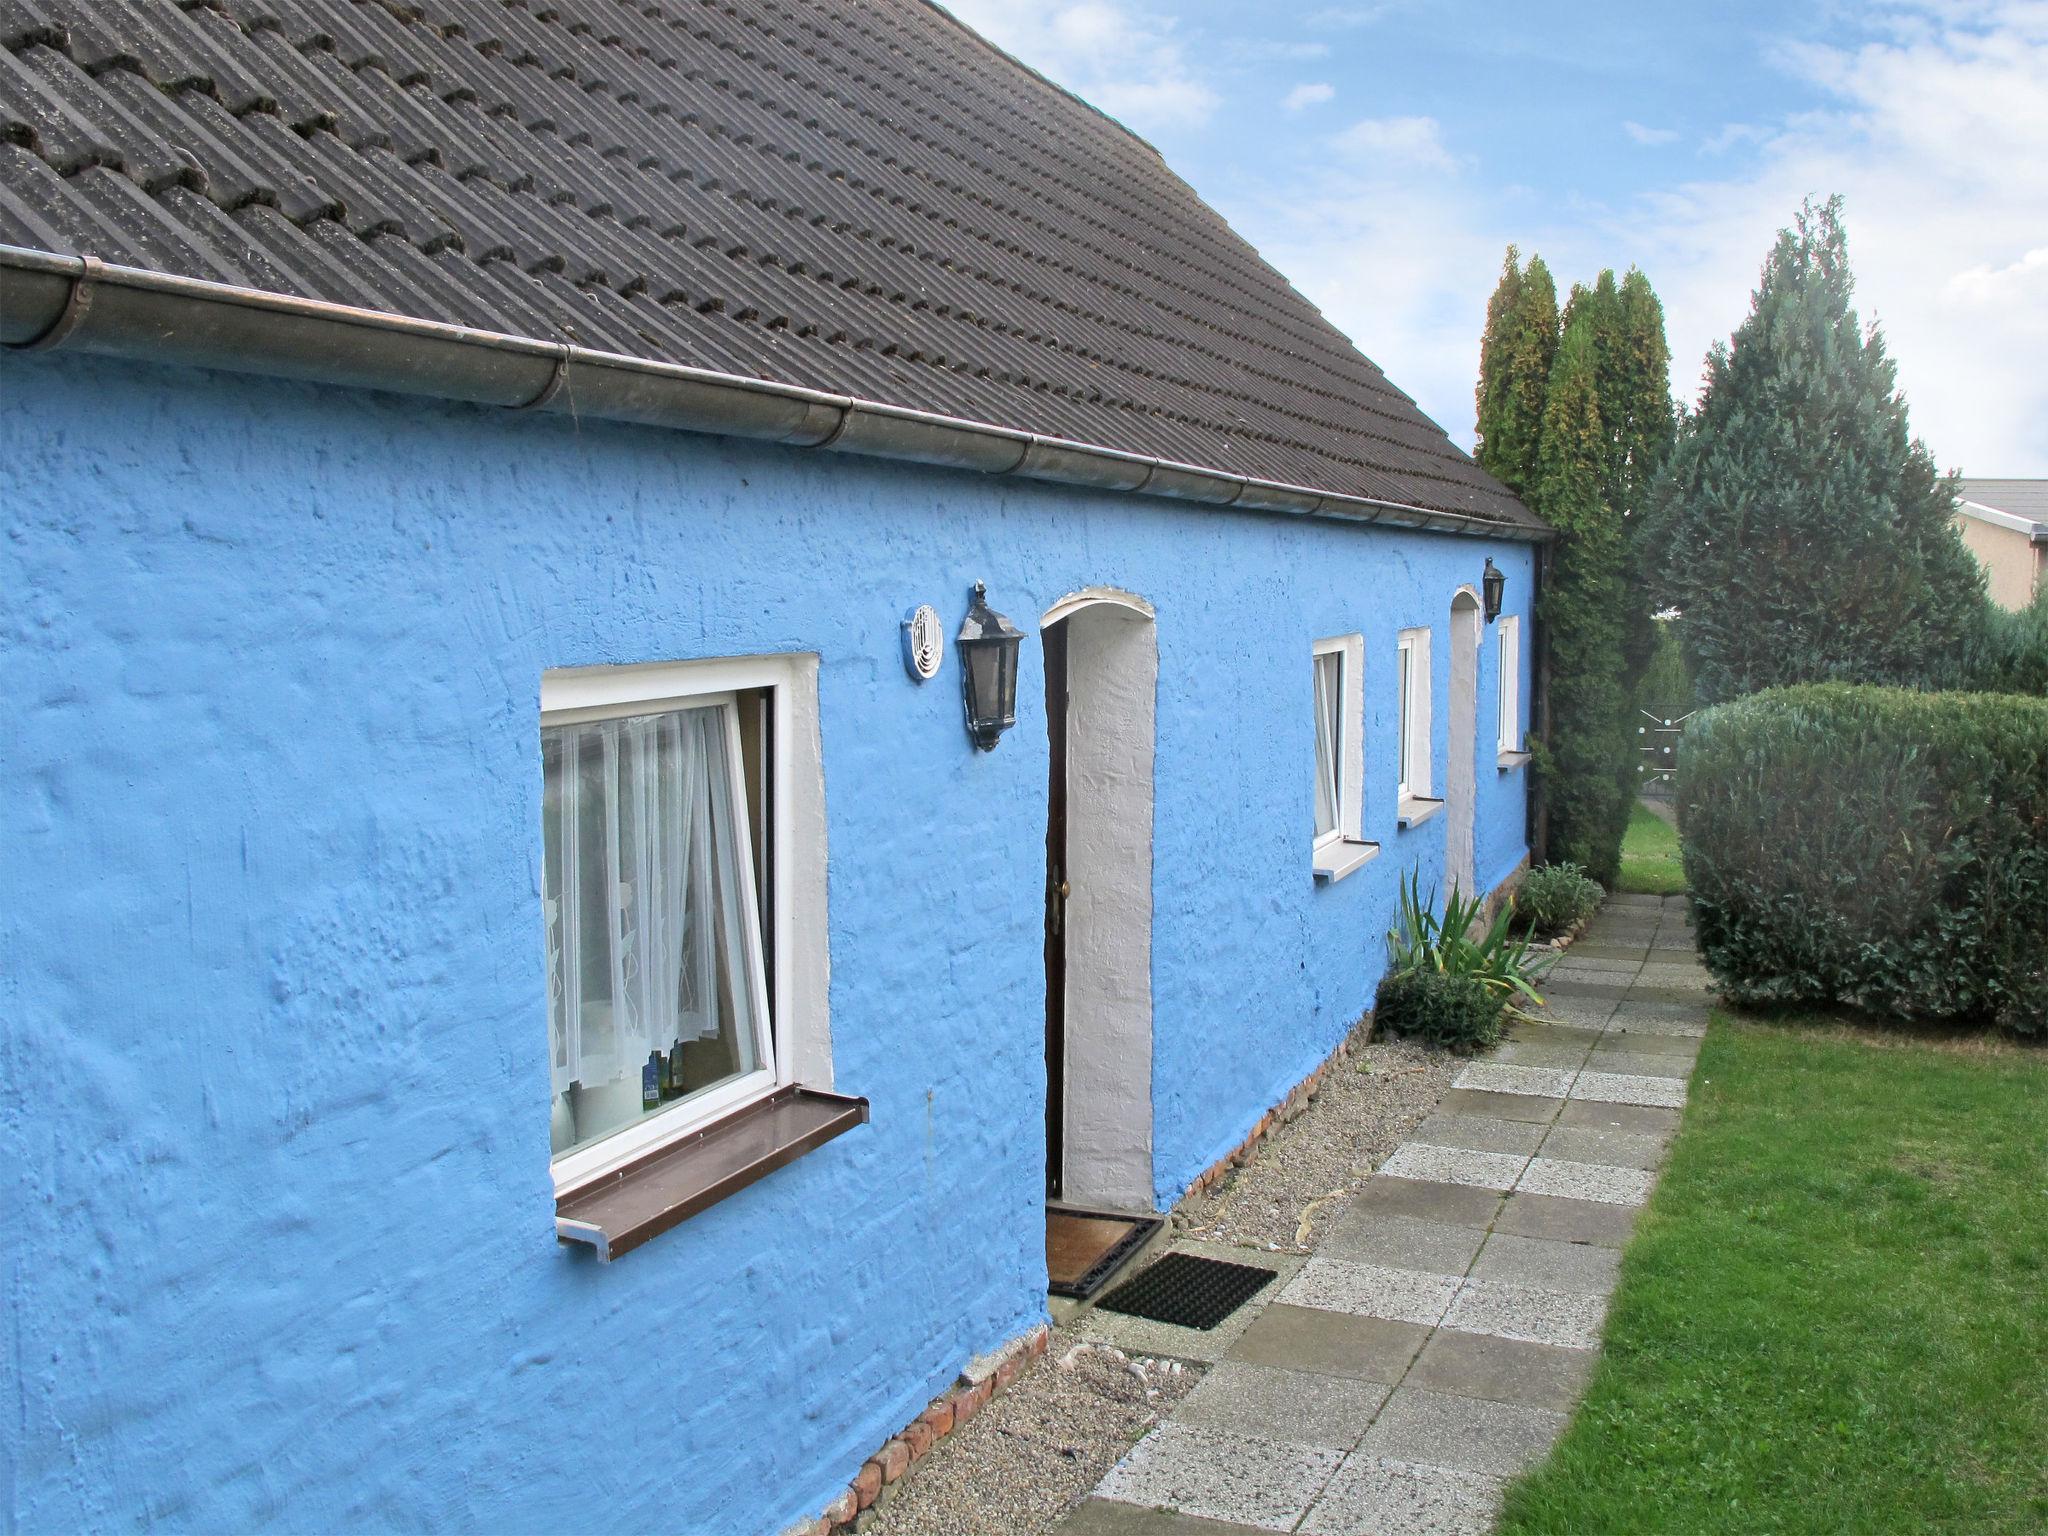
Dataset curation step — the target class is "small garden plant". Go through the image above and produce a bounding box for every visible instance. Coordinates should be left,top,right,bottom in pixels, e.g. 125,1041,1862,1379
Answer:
1514,861,1604,939
1376,871,1549,1051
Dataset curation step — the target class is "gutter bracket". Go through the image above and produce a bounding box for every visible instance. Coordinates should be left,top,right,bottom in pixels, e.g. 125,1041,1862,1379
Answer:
13,255,97,351
506,343,571,411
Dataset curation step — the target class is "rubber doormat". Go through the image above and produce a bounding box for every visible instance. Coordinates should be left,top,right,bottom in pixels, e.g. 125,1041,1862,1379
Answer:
1095,1252,1277,1330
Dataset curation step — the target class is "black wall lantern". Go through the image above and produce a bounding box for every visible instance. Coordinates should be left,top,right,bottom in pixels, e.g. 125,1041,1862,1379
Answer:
957,581,1024,750
1482,558,1506,623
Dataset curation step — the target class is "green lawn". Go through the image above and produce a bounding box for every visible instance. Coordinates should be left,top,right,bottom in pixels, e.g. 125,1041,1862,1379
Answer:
1499,1015,2048,1535
1616,800,1686,895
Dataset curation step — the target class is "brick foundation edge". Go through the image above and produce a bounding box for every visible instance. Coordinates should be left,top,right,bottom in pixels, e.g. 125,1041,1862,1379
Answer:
781,1322,1053,1536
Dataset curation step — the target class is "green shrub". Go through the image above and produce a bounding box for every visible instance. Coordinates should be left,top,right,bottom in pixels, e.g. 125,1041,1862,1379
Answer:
1383,870,1549,1033
1681,684,2048,1033
1955,587,2048,696
1516,862,1605,938
1375,968,1505,1052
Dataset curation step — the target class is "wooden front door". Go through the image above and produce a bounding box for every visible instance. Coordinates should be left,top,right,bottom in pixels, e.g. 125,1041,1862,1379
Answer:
1043,621,1069,1201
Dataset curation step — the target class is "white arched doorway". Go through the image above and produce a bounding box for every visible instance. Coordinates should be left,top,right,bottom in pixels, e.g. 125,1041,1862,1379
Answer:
1447,588,1483,900
1041,588,1156,1215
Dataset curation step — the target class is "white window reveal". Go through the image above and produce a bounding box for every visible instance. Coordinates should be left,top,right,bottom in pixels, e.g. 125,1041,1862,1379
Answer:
1312,634,1376,881
1396,626,1441,829
542,655,858,1258
1497,616,1529,767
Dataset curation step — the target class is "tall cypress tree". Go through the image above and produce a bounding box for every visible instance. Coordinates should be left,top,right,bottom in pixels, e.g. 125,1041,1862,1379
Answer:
1474,248,1559,498
1534,308,1634,885
1645,198,1983,703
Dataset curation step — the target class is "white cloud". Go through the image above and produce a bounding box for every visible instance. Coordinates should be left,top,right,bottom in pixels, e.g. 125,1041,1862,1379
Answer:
1701,121,1768,155
934,0,1219,133
1284,81,1336,112
1624,120,1681,146
1305,4,1406,28
1330,115,1460,172
1249,3,2048,473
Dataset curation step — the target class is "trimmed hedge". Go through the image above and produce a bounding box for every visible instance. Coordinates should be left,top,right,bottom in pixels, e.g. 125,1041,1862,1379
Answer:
1681,684,2048,1033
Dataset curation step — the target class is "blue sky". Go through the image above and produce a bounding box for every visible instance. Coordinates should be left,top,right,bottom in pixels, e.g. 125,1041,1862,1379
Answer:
940,0,2048,474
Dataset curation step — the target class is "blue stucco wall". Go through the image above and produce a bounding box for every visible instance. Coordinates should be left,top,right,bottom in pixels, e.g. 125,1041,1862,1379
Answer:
0,352,1533,1535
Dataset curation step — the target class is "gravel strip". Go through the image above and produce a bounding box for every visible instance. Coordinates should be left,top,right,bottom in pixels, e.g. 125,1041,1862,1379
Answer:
863,1333,1198,1536
1180,1035,1460,1252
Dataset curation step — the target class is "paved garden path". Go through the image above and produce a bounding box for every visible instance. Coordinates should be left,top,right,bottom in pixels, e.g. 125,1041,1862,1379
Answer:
1057,894,1711,1536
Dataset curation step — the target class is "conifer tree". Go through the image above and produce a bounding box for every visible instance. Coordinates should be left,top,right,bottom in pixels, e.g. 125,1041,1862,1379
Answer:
1533,307,1634,884
1645,198,1983,703
1474,248,1558,498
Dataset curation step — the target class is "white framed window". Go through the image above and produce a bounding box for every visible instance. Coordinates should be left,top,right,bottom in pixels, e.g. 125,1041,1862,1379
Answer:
1312,634,1375,881
1497,616,1523,755
542,654,828,1195
1396,626,1433,802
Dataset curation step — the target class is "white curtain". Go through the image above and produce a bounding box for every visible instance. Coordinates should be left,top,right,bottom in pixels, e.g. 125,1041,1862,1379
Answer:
542,703,761,1115
1313,651,1341,838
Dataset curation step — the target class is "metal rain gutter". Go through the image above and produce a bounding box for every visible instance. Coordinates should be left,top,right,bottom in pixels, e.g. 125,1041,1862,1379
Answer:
0,246,1550,543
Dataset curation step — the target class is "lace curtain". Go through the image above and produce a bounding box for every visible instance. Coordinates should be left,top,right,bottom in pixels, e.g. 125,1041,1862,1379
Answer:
542,703,762,1126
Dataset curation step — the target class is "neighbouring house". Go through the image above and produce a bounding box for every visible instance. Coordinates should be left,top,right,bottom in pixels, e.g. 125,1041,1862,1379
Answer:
0,3,1546,1532
1955,479,2048,610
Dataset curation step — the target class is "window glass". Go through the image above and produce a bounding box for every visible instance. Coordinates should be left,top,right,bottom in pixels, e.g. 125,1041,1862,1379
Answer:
542,701,767,1157
1313,650,1342,839
1397,643,1413,790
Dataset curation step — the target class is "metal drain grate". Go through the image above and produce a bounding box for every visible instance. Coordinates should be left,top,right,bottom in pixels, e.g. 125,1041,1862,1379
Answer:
1095,1252,1277,1330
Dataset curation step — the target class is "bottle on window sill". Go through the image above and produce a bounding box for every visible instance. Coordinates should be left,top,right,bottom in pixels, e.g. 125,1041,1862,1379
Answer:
667,1039,687,1101
642,1052,662,1112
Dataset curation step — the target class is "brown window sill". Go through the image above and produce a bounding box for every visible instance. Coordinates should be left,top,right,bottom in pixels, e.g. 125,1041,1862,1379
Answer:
555,1085,869,1261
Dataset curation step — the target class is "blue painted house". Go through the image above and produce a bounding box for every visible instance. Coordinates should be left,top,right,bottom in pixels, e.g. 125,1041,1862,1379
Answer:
0,2,1547,1531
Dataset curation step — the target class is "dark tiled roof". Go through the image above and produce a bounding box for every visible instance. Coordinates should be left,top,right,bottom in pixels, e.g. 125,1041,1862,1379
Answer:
1958,479,2048,529
0,0,1534,527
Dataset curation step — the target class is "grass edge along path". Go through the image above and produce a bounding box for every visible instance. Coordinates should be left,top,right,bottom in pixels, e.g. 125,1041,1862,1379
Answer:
1616,800,1685,896
1497,1011,2048,1536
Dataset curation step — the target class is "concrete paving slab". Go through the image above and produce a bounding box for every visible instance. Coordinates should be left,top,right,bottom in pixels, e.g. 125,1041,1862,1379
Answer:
1572,1070,1688,1109
1435,1087,1565,1124
1516,1157,1655,1207
1379,1142,1529,1192
1561,943,1651,961
1278,1258,1461,1327
1319,1212,1489,1275
1589,1028,1701,1058
1096,1424,1343,1532
1518,995,1618,1028
1503,1020,1605,1048
1442,1277,1608,1350
1538,1124,1667,1170
1543,977,1634,1001
1586,1048,1694,1080
1551,956,1642,976
1452,1063,1577,1098
1226,1304,1430,1383
1298,1455,1505,1536
1356,1386,1570,1478
1055,1499,1274,1536
1554,1099,1682,1138
1493,1191,1640,1248
1490,1039,1593,1070
1412,1112,1548,1157
1176,1361,1393,1450
1405,1327,1598,1411
1606,1008,1708,1037
1468,1232,1623,1295
1351,1175,1506,1227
